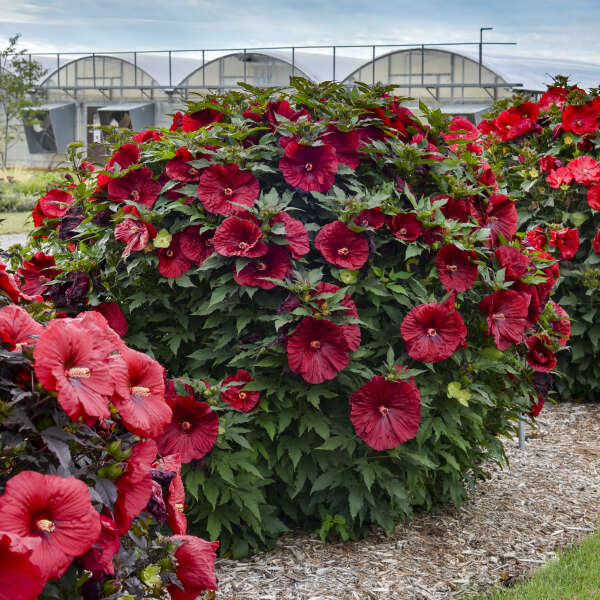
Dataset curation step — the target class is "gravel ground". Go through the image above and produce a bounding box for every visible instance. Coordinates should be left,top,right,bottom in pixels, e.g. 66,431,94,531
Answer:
213,402,600,599
0,232,27,250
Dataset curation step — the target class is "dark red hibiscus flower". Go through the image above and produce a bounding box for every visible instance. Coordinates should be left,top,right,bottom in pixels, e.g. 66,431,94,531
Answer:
562,103,599,136
538,155,563,173
213,217,268,258
548,300,570,347
108,167,162,209
538,86,569,110
170,112,184,131
548,227,579,260
525,334,556,372
165,147,205,182
114,206,157,259
279,141,338,193
0,262,23,303
435,245,478,292
314,221,369,269
353,207,386,230
179,226,215,266
442,116,479,143
153,454,187,535
400,303,467,363
111,345,171,438
471,193,517,247
38,188,74,220
132,129,163,143
439,196,469,222
587,185,600,210
525,226,548,250
181,105,224,132
593,230,600,252
94,302,128,337
155,396,219,464
529,395,545,418
270,212,309,258
286,317,350,384
233,244,290,290
479,289,530,351
389,213,424,241
33,319,122,423
266,99,310,129
0,531,46,600
220,369,260,412
0,305,43,351
106,143,141,171
77,514,120,579
17,251,62,296
197,163,259,216
0,471,100,580
495,246,532,281
323,126,361,169
157,233,193,278
566,155,600,185
167,535,219,598
349,375,421,450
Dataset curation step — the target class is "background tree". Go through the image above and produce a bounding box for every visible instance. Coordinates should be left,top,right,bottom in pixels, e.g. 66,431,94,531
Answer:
0,34,45,171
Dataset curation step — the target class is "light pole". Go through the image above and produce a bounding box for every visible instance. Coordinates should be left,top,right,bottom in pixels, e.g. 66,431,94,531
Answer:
479,27,493,86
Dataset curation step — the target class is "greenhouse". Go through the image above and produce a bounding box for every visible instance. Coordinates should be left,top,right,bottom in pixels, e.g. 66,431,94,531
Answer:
5,42,600,166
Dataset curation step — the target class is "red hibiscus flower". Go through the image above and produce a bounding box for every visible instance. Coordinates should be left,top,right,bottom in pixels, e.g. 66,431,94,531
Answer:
220,369,260,412
165,147,205,182
0,305,43,351
157,232,193,279
349,374,421,450
529,395,545,418
323,126,361,169
168,535,219,598
0,531,46,600
538,86,569,110
546,167,573,189
479,289,530,351
213,217,268,258
593,230,600,252
106,143,141,171
77,514,120,579
132,129,163,143
400,303,467,363
538,155,563,173
93,302,128,337
38,188,74,220
442,116,479,143
114,207,157,259
17,251,62,297
170,112,184,131
562,103,599,136
33,319,122,423
587,185,600,210
155,396,219,464
548,227,579,260
267,99,310,129
471,193,517,247
270,212,310,258
314,221,369,269
111,345,172,438
181,105,224,132
492,108,534,140
114,440,157,534
179,225,215,265
279,141,338,193
197,164,259,216
525,226,547,250
435,245,478,292
0,262,23,304
548,300,570,347
0,471,101,580
566,155,600,185
233,244,290,290
495,246,532,281
108,167,161,209
286,316,350,384
389,213,424,241
353,207,386,230
153,454,187,535
439,195,469,222
525,335,556,372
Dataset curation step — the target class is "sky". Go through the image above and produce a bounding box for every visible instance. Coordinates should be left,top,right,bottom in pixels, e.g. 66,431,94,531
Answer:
0,0,599,64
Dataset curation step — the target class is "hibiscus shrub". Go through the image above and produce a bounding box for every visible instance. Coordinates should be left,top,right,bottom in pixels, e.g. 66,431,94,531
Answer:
0,279,218,599
17,79,565,557
478,77,600,400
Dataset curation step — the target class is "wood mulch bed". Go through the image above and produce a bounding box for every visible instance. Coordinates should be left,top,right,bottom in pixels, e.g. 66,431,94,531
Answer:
214,402,600,599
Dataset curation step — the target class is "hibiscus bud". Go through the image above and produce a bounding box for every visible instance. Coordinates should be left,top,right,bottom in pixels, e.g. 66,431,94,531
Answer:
339,269,358,284
107,440,122,456
102,580,121,595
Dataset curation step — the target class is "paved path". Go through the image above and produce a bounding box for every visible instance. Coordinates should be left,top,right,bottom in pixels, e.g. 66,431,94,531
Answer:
0,233,28,250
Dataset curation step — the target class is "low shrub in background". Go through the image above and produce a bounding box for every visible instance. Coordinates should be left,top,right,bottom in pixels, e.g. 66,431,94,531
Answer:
0,169,66,212
12,79,566,557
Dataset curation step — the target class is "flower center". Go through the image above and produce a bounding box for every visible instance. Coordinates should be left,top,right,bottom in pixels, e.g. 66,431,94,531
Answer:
180,421,192,433
166,249,174,257
447,264,458,271
238,391,247,400
67,367,90,379
14,342,26,352
239,241,249,250
175,503,185,513
257,262,267,271
224,187,234,197
427,328,437,336
337,247,349,256
576,120,583,127
361,220,369,227
493,312,505,320
304,162,313,172
310,340,321,350
131,190,140,201
378,405,389,415
189,167,199,176
205,238,213,247
489,216,498,222
36,519,55,533
131,386,151,397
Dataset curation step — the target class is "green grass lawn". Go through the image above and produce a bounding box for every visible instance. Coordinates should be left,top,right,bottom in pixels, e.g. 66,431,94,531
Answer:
470,530,600,599
0,211,33,235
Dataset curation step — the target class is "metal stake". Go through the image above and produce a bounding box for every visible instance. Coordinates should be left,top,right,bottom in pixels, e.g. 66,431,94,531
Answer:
518,416,526,450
